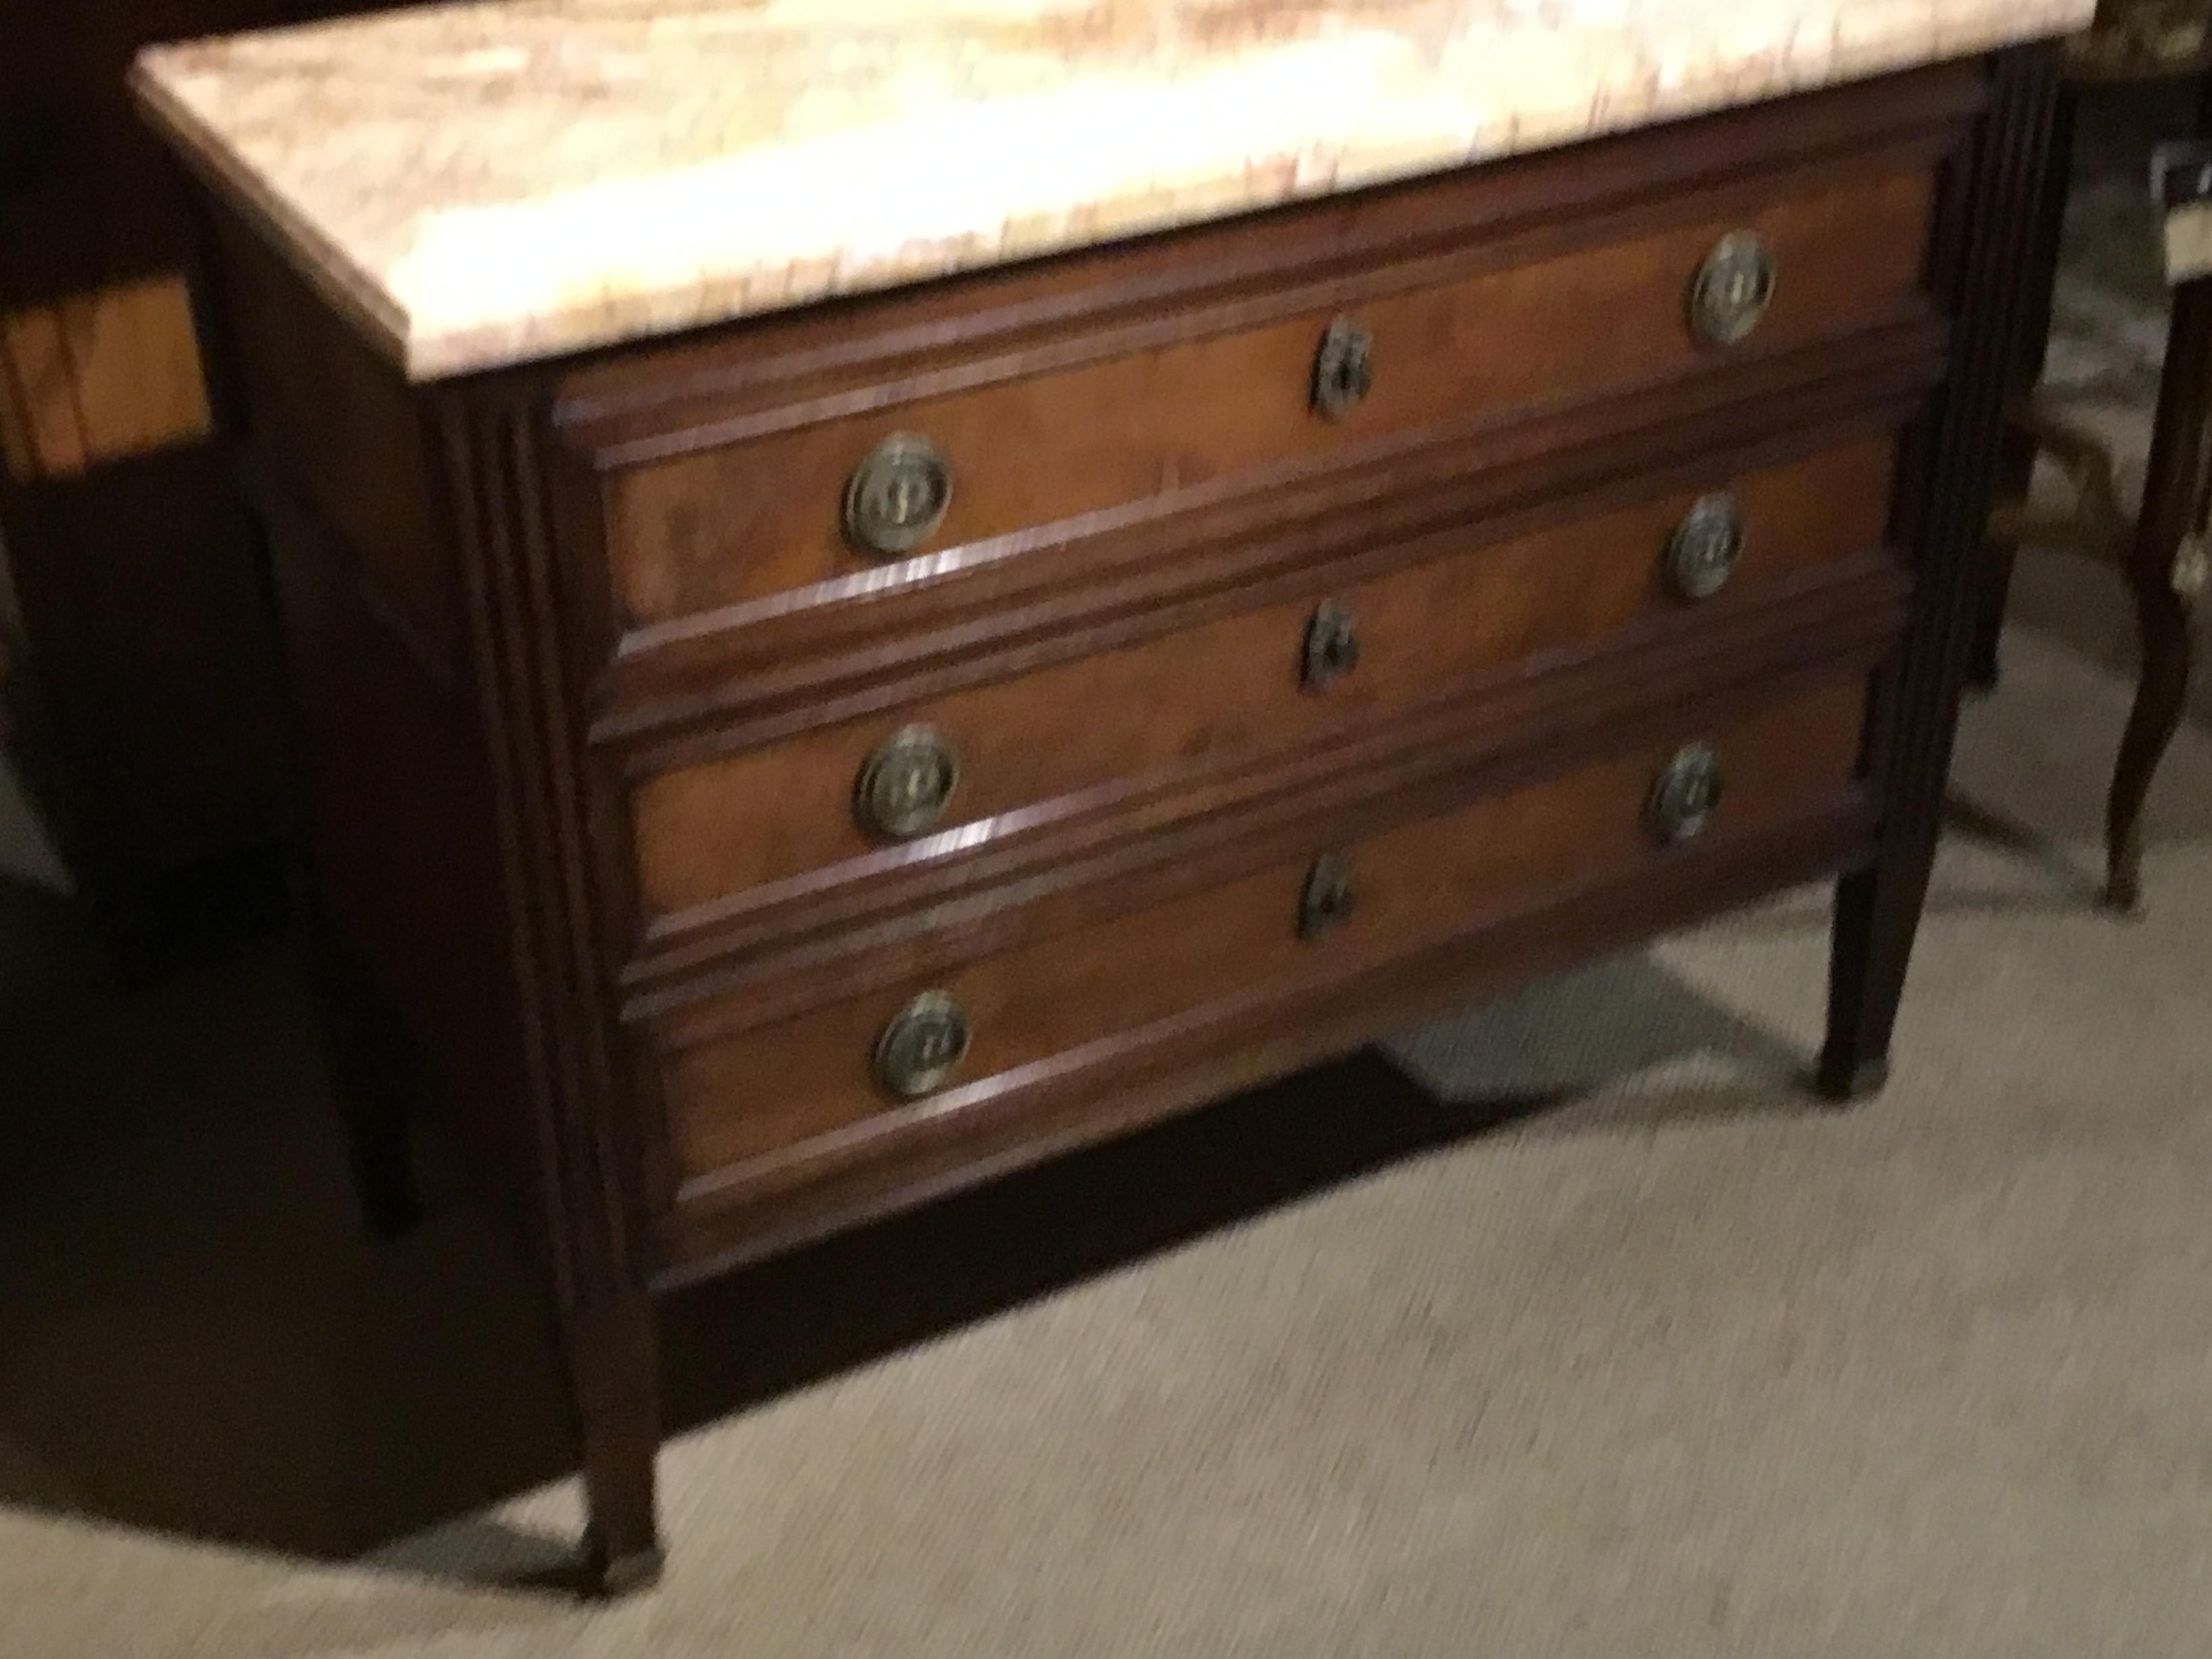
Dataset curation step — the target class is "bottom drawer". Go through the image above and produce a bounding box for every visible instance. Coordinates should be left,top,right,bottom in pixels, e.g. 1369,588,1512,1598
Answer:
655,670,1872,1225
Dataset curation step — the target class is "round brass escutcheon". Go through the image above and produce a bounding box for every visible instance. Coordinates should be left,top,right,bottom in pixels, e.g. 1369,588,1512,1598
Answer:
1645,743,1725,845
855,724,961,841
1689,232,1777,347
873,990,973,1101
1666,492,1746,601
842,432,954,556
1311,316,1376,420
1299,853,1357,939
1302,600,1361,689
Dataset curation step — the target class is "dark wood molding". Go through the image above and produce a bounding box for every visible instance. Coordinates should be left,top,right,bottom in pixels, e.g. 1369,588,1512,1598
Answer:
432,388,665,1579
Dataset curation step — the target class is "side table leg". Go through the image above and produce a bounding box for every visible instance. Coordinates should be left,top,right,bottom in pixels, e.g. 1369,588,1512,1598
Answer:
2105,251,2212,911
2106,579,2196,909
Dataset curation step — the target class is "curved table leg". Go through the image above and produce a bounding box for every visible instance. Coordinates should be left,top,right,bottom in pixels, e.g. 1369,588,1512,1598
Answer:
2105,223,2212,912
2106,579,2196,909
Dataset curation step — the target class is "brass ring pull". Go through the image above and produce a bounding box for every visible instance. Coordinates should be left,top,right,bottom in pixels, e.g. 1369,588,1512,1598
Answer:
1689,232,1777,346
1298,853,1357,939
1302,600,1361,689
842,432,953,556
1311,317,1375,419
855,724,961,841
1645,743,1725,845
873,990,972,1100
1666,493,1746,601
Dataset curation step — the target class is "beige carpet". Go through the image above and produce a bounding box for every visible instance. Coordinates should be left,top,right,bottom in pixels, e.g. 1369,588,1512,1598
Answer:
1,620,2207,1657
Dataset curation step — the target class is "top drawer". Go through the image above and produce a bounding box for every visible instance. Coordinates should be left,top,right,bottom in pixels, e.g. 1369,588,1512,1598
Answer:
601,158,1938,629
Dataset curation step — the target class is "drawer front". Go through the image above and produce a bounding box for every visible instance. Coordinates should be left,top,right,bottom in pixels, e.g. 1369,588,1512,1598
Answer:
655,671,1870,1196
628,436,1895,925
605,161,1934,628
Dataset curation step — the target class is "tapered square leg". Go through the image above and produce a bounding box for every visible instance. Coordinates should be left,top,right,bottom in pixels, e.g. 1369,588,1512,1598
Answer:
1816,862,1925,1104
565,1292,664,1597
1819,47,2066,1109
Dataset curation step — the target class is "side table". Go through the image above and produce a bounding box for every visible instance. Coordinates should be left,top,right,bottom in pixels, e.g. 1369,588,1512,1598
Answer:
1982,9,2207,909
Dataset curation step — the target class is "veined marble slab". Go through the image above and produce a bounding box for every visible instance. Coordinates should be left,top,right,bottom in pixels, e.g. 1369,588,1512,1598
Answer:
132,0,2094,381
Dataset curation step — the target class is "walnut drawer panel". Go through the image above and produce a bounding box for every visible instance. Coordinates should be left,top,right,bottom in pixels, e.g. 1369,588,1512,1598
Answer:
624,434,1896,928
653,670,1869,1206
602,160,1935,630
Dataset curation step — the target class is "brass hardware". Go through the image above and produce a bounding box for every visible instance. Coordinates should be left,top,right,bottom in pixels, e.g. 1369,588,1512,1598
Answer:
1689,232,1777,346
1302,600,1361,689
873,991,972,1100
855,725,961,840
1298,853,1357,939
1311,317,1375,419
842,432,953,556
1645,744,1725,844
1666,493,1746,600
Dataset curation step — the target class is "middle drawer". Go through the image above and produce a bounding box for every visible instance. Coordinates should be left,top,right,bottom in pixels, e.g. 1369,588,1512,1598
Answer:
624,434,1896,931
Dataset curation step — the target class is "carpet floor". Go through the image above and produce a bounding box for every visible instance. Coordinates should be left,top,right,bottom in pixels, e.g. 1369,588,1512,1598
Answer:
1,619,2206,1658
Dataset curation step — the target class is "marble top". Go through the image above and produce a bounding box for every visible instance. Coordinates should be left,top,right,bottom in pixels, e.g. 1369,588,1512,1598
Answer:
133,0,2093,382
